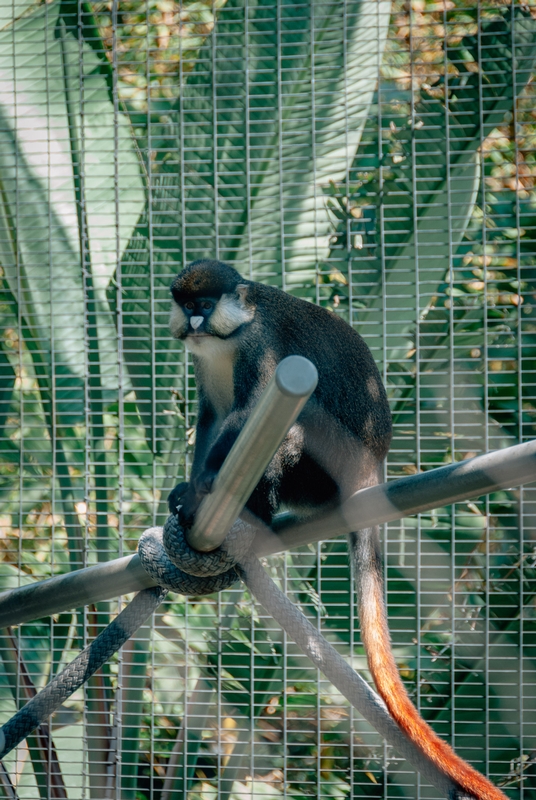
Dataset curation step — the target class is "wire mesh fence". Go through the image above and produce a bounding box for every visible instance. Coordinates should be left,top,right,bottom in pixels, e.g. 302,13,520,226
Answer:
0,0,535,798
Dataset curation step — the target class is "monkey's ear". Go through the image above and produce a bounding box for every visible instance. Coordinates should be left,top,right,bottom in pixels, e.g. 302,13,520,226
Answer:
236,283,249,303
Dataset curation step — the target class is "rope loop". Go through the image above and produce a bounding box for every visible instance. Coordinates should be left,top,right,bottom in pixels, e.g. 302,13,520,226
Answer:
138,514,255,595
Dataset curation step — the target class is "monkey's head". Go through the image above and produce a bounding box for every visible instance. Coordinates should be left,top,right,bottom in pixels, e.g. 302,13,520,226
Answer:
169,260,255,345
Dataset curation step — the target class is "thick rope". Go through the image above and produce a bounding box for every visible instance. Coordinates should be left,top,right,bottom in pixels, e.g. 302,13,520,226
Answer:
237,552,468,800
0,586,166,759
0,516,254,759
138,515,255,593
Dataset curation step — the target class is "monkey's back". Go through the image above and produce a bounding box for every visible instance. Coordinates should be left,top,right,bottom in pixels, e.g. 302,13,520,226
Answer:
240,282,392,462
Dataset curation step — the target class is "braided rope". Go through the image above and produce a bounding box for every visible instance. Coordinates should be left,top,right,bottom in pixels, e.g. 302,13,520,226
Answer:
0,586,166,759
137,515,255,592
0,515,254,759
237,554,467,800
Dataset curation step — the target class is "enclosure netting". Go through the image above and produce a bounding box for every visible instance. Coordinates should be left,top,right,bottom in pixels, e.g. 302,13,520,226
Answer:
0,0,535,798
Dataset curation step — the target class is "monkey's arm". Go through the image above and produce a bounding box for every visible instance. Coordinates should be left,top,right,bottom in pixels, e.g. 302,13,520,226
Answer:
196,403,252,472
177,395,264,525
168,397,217,515
202,409,250,474
190,352,268,494
189,396,218,479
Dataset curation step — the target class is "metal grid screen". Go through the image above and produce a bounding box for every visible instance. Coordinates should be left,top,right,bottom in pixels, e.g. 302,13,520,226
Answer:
0,0,535,798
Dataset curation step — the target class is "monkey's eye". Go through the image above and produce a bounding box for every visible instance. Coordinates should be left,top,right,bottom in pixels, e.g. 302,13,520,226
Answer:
184,301,195,311
202,301,213,310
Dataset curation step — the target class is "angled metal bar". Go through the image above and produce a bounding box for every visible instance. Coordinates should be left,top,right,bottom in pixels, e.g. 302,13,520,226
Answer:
2,438,535,628
187,354,318,551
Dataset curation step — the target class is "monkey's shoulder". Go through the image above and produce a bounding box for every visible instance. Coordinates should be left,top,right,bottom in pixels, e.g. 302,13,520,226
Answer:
246,282,376,361
238,282,391,449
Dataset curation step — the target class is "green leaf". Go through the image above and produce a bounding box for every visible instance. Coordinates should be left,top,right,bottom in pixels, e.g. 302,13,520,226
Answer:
0,342,15,442
0,0,38,31
170,0,391,288
0,0,144,417
120,624,152,800
350,8,536,347
116,214,184,457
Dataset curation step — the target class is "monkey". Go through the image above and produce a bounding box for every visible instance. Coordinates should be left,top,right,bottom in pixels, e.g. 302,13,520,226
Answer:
167,259,507,800
168,259,390,523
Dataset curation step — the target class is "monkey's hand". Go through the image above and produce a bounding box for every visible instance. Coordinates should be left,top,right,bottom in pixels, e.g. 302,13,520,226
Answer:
176,471,216,527
167,481,190,516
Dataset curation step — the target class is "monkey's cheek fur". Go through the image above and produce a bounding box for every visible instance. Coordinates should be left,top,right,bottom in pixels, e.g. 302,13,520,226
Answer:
210,292,255,335
169,302,188,338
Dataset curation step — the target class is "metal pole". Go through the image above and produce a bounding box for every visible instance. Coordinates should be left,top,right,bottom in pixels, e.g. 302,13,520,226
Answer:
2,439,536,628
186,354,318,551
0,556,156,628
261,436,536,554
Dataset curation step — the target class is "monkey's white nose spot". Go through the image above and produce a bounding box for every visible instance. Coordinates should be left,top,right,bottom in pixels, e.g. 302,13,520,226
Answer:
190,316,204,330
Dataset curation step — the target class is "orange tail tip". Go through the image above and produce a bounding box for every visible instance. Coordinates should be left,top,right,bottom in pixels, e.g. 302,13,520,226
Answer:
360,575,509,800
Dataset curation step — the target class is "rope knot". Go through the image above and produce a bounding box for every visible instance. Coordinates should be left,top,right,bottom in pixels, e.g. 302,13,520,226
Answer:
138,514,255,595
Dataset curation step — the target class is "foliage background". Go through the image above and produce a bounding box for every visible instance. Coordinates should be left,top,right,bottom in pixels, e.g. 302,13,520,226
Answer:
0,0,536,798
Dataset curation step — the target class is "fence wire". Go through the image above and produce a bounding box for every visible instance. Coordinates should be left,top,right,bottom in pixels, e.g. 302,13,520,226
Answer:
0,0,535,798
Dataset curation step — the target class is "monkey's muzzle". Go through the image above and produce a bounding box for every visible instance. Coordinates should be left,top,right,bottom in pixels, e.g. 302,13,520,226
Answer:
190,315,204,330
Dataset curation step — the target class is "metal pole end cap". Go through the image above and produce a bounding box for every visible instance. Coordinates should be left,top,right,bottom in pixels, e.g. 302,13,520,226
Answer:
275,356,318,398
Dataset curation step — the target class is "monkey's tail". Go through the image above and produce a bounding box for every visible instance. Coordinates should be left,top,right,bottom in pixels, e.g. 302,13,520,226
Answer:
352,527,508,800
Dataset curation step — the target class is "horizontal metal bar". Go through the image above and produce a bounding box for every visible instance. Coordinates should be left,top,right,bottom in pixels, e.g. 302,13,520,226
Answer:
1,438,535,627
0,556,156,628
187,355,318,551
260,437,536,555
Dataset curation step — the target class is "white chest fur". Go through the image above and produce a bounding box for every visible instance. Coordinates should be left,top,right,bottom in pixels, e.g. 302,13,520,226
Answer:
186,335,236,423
